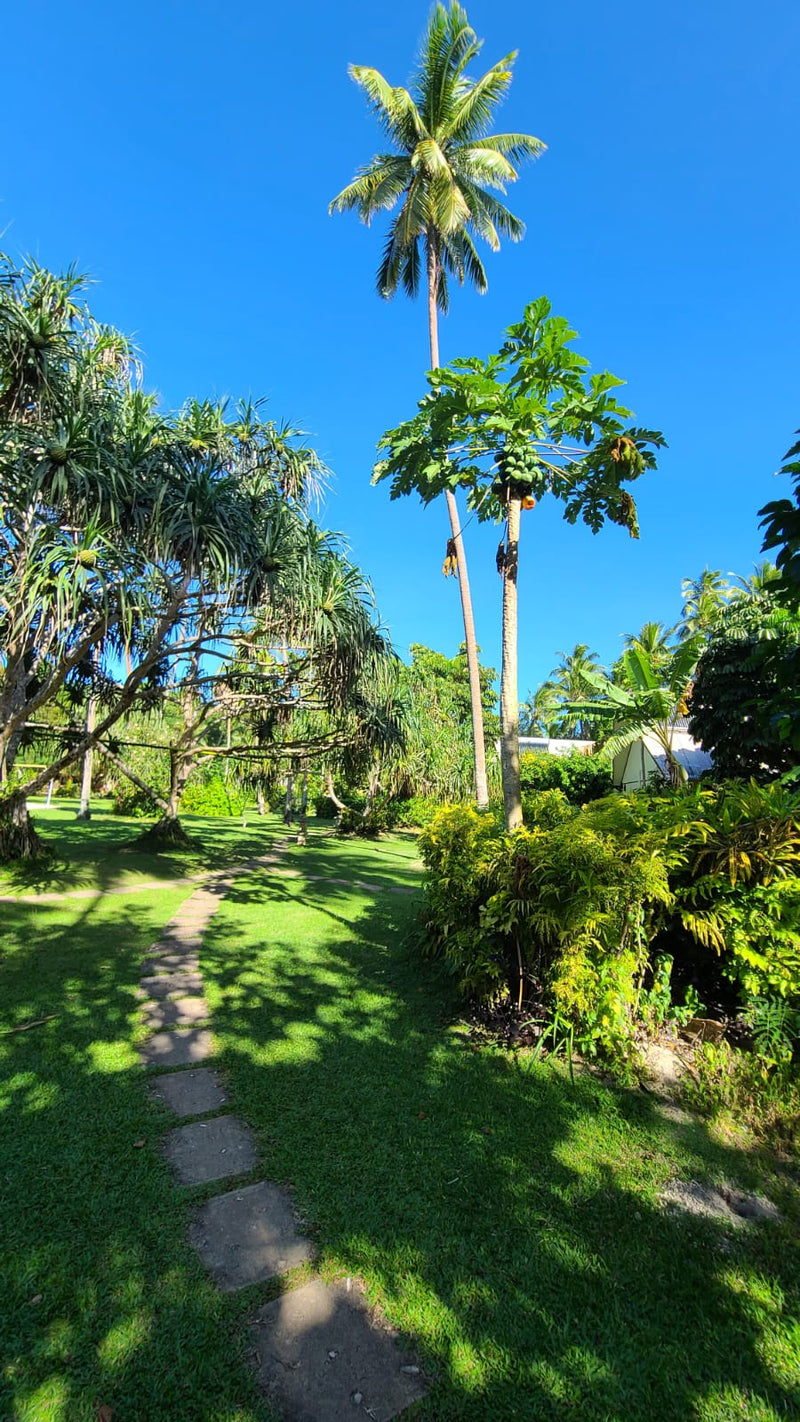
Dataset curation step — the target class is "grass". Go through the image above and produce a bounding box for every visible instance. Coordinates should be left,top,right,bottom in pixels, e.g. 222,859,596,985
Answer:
1,812,799,1420
0,798,285,897
205,826,800,1422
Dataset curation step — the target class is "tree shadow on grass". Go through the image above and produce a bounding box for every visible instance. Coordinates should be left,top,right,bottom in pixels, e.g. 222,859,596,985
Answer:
0,893,274,1422
2,801,285,896
202,870,800,1422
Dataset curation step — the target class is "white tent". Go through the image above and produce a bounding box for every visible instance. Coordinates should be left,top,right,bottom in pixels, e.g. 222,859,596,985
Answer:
612,728,712,791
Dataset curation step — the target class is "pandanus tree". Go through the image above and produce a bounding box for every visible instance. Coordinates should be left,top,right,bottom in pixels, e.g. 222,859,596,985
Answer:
226,526,404,838
0,255,310,858
330,0,544,809
375,297,665,831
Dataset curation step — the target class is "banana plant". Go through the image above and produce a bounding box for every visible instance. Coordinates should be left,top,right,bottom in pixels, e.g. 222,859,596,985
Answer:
568,636,706,786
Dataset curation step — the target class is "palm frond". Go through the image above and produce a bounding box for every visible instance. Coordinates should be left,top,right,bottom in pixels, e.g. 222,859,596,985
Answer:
348,66,423,149
461,131,546,164
446,58,518,142
328,155,411,219
456,177,525,243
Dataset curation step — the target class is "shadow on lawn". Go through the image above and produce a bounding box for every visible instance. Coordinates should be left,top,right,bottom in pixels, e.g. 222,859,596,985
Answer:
0,893,271,1422
203,870,800,1422
3,845,798,1422
2,800,284,895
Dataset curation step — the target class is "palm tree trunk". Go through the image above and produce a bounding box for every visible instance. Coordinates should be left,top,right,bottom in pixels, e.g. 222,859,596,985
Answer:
426,237,489,812
75,688,98,821
500,495,523,832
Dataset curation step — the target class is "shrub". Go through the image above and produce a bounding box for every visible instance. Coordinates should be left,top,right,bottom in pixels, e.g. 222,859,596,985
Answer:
418,780,800,1081
519,750,613,806
180,777,247,818
419,801,671,1065
392,795,443,828
656,779,800,1001
113,785,159,818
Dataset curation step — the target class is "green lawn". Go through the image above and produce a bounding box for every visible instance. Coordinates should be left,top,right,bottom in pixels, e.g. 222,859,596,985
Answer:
1,813,799,1421
0,799,285,897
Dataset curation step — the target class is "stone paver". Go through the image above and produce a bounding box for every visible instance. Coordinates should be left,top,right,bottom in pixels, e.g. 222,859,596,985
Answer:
140,971,205,998
157,925,207,944
141,996,209,1029
141,1027,214,1068
150,1068,227,1117
251,1279,427,1421
164,1114,257,1185
191,1181,313,1290
133,836,425,1416
141,951,201,976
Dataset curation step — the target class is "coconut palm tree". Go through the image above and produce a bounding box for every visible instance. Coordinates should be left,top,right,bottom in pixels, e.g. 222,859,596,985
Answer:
330,1,544,809
680,568,731,638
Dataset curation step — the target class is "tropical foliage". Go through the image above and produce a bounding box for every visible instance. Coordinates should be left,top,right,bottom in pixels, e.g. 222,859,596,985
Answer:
0,256,399,855
375,296,664,829
689,590,800,779
418,779,800,1076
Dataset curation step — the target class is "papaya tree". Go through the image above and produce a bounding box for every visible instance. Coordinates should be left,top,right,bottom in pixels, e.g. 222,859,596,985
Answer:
374,297,665,831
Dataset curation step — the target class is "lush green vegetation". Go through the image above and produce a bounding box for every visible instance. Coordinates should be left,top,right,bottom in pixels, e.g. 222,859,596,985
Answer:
418,780,800,1117
202,829,800,1420
3,4,800,1415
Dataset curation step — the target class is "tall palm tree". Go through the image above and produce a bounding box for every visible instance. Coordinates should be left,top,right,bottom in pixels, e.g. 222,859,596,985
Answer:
330,1,544,809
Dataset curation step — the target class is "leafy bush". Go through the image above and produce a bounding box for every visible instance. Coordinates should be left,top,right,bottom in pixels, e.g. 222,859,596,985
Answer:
333,793,403,838
519,750,613,806
419,799,671,1065
180,777,247,818
656,779,800,1001
113,785,159,818
418,779,800,1079
391,795,443,828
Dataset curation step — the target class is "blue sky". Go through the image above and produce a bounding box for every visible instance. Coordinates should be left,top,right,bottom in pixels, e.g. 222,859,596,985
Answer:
4,0,798,695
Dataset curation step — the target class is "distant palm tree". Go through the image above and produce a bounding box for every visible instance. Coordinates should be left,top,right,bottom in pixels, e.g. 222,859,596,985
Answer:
732,560,780,599
680,568,731,638
330,1,544,808
621,621,676,675
520,680,560,737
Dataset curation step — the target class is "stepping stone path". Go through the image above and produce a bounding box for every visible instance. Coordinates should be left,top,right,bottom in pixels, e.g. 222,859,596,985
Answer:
139,849,427,1420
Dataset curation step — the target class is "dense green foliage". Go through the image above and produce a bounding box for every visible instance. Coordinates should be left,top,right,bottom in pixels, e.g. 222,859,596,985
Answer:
689,594,800,779
519,749,613,805
760,430,800,611
418,782,800,1079
390,643,499,802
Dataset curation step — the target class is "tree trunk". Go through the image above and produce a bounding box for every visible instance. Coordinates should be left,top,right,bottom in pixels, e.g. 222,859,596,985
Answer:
500,496,523,833
324,767,347,828
75,690,98,821
296,770,309,846
426,235,489,812
283,770,294,825
256,788,266,816
0,794,45,861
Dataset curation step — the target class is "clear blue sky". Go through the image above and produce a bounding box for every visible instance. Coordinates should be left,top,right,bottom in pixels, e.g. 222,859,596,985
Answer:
4,0,798,694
